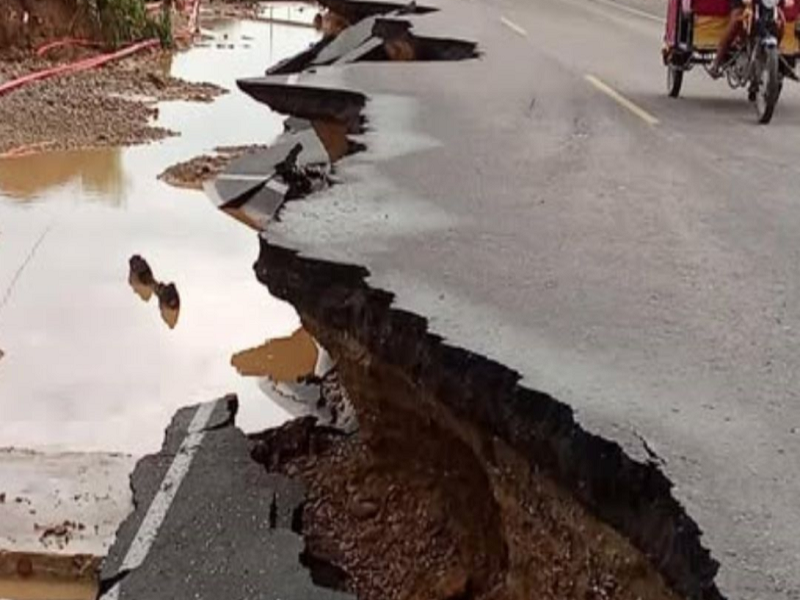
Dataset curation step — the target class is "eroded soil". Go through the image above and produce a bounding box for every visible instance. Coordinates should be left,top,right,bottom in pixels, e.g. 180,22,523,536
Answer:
0,0,90,51
252,341,680,600
0,52,225,155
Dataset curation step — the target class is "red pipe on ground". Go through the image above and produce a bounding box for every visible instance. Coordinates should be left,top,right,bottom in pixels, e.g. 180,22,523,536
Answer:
0,39,160,97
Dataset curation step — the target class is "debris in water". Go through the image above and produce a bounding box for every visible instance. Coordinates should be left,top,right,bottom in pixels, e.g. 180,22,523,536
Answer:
35,521,86,550
155,282,181,329
127,256,181,329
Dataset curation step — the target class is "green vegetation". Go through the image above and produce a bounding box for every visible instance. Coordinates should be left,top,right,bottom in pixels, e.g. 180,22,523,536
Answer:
81,0,173,48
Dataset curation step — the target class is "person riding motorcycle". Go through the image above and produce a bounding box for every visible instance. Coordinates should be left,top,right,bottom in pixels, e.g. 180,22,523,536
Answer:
710,0,787,77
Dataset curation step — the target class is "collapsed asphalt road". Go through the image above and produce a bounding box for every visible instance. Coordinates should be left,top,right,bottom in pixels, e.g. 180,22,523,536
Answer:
99,397,351,600
197,0,800,598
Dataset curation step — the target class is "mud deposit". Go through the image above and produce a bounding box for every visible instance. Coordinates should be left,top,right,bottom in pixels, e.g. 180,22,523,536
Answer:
0,551,98,600
255,410,678,600
0,53,225,155
0,0,89,51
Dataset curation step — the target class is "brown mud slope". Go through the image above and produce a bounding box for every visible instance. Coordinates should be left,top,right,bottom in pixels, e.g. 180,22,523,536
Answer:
252,240,724,600
0,0,91,51
254,412,681,600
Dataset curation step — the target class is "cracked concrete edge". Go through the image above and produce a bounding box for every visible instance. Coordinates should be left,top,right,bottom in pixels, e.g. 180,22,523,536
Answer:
254,224,725,600
98,395,351,600
98,398,236,583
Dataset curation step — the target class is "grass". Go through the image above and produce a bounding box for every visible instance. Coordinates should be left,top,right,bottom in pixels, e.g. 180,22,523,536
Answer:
81,0,173,48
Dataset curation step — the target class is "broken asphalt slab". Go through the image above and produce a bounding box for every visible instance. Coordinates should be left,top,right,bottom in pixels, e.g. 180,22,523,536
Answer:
100,396,351,600
204,129,329,215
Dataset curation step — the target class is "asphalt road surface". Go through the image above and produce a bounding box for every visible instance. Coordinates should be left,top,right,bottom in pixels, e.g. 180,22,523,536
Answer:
100,397,351,600
240,0,800,597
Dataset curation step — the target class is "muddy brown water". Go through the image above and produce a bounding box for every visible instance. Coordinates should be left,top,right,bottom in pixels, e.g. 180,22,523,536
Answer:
0,551,98,600
0,15,318,456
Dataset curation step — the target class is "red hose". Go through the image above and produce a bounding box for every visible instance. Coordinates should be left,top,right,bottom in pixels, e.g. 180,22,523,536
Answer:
0,39,160,97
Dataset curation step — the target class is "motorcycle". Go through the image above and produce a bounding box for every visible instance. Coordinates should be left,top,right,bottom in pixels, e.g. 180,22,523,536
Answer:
664,0,800,123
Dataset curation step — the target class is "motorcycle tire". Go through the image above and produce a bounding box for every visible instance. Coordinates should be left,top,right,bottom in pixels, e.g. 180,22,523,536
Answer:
667,65,683,98
755,46,780,124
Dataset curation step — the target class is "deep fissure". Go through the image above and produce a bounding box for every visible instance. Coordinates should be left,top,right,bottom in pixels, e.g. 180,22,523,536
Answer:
249,239,725,600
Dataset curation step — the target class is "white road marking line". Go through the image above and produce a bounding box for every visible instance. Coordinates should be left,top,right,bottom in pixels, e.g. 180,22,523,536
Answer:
500,16,528,37
100,401,217,600
586,0,664,23
585,75,660,126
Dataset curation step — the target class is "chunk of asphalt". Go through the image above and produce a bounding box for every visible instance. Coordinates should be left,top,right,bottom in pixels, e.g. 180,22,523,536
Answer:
268,38,333,76
100,397,349,600
312,16,381,65
318,0,436,22
204,131,328,210
229,180,290,217
333,37,385,64
284,117,315,134
236,80,367,133
227,131,330,178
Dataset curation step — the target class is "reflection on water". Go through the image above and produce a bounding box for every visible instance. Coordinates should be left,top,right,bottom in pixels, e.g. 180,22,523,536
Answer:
0,149,127,205
231,327,356,431
0,14,320,455
127,256,182,330
232,327,320,381
0,577,96,600
0,552,98,600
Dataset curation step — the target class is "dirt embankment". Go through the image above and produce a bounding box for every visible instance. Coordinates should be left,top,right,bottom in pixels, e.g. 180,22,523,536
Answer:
0,52,225,154
0,0,228,155
252,369,681,600
249,239,725,600
0,0,91,52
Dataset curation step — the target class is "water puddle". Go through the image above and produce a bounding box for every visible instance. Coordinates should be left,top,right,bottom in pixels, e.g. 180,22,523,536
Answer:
232,327,356,430
0,12,319,457
0,552,98,600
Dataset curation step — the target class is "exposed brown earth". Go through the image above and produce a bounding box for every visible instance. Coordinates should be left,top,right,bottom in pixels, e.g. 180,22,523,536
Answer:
0,0,91,52
0,51,225,155
252,338,681,600
0,0,228,155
